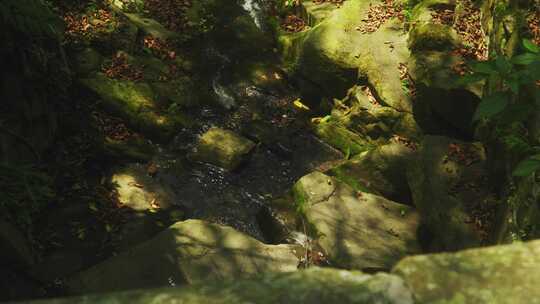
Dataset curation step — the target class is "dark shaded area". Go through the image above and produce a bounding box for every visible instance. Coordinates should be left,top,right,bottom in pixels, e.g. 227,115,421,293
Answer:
412,86,480,140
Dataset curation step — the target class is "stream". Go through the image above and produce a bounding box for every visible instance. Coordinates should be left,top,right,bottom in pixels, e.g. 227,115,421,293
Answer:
141,0,342,242
13,1,344,299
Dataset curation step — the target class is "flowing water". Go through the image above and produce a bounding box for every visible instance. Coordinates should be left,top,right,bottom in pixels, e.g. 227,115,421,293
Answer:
242,0,264,29
144,0,343,241
5,2,347,300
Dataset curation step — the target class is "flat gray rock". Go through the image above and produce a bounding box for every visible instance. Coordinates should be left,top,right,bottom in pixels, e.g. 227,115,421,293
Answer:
67,219,299,294
293,172,421,271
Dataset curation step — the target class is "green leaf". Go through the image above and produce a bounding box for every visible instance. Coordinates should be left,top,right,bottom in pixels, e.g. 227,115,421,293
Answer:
495,56,512,74
523,39,540,54
506,74,520,94
473,93,508,121
498,103,533,125
512,53,540,65
344,146,351,160
471,61,496,75
501,135,531,154
514,69,535,84
456,73,486,86
529,61,540,80
513,155,540,176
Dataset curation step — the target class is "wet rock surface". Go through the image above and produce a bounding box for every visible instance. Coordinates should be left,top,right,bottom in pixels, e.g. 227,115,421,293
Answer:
188,128,256,171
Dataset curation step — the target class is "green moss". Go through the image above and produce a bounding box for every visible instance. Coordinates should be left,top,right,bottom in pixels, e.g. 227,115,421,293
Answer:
73,48,104,76
26,268,413,304
328,165,373,194
102,137,156,162
80,73,192,141
277,30,308,74
291,183,317,237
189,128,255,171
292,184,309,215
123,13,178,41
408,23,459,51
313,120,375,155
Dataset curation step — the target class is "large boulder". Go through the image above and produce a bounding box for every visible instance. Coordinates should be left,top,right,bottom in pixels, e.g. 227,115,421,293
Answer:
66,219,299,294
278,0,372,103
22,240,540,304
79,73,191,141
406,136,492,251
300,0,341,26
279,0,415,113
356,18,413,113
32,268,414,304
410,51,481,139
393,240,540,304
407,0,482,138
189,128,256,171
292,172,421,271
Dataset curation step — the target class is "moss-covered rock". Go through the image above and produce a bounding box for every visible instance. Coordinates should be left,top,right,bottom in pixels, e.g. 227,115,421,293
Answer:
72,48,104,76
356,19,413,113
24,240,540,304
328,142,416,203
292,172,420,271
408,23,459,51
331,92,423,141
189,128,256,171
406,0,482,139
111,164,178,211
277,0,374,104
407,0,459,52
410,50,481,138
80,73,191,141
300,0,341,26
35,268,414,303
102,137,156,162
277,0,419,113
393,240,540,304
150,78,200,109
123,13,177,41
406,136,491,251
109,51,200,108
313,120,376,156
66,219,299,294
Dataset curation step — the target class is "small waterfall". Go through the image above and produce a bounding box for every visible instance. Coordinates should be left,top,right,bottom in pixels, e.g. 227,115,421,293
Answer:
208,48,237,109
212,77,236,110
242,0,263,29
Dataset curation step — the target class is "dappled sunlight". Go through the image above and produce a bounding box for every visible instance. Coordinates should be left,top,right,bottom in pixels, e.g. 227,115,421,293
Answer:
4,0,539,301
66,219,299,294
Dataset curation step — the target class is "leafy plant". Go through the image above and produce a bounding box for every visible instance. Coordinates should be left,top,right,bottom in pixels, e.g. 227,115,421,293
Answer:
460,38,540,177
